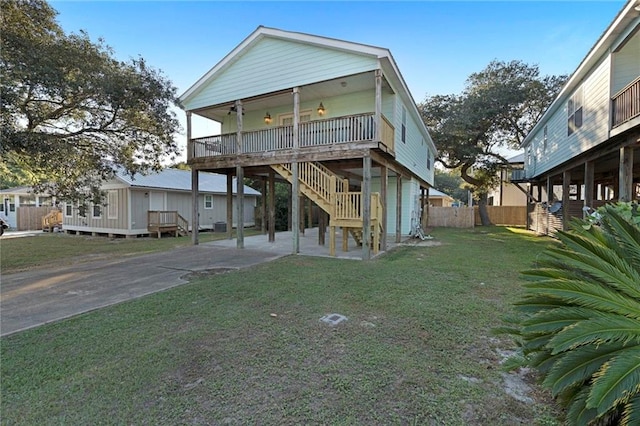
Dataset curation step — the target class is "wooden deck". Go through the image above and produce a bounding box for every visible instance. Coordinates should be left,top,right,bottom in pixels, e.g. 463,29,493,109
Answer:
188,113,394,168
147,211,189,238
612,76,640,127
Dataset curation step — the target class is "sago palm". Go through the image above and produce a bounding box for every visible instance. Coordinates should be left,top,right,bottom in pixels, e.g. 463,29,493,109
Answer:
506,202,640,425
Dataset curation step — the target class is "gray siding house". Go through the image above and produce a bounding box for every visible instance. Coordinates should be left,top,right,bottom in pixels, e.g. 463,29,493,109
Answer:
63,169,260,237
521,0,639,234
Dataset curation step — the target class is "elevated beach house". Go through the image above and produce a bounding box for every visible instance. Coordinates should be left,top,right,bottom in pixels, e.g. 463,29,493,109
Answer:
520,0,639,235
180,26,437,259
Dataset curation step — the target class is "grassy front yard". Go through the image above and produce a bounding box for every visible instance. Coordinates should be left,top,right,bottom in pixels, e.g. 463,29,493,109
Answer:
0,230,257,274
1,227,562,424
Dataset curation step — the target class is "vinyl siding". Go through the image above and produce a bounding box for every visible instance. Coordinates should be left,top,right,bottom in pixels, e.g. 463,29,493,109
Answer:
169,192,257,228
62,188,129,231
612,29,640,94
371,176,419,236
527,54,611,178
223,90,376,133
389,96,431,183
184,37,378,110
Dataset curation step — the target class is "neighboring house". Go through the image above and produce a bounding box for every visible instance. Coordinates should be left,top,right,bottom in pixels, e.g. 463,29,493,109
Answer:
63,169,259,237
429,189,455,207
488,153,528,207
0,186,56,230
179,26,437,259
521,0,640,235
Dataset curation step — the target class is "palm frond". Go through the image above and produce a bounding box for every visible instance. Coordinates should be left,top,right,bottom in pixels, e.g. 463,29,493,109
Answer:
588,346,640,416
523,280,640,320
621,395,640,426
549,316,640,354
543,342,627,397
522,306,593,334
565,387,598,426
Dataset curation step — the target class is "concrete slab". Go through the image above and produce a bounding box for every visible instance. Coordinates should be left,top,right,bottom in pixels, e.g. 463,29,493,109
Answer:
0,228,399,336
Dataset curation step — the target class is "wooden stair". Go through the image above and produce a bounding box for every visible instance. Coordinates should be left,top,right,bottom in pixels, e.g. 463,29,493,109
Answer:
271,162,383,256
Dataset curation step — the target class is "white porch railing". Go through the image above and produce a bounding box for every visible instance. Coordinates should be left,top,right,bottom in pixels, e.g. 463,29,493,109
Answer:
190,112,393,160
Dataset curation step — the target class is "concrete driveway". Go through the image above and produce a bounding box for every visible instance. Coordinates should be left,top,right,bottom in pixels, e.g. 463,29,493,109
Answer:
0,241,287,336
1,229,381,337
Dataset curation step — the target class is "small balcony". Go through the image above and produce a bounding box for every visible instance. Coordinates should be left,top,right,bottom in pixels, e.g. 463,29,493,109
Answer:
612,76,640,128
188,112,395,164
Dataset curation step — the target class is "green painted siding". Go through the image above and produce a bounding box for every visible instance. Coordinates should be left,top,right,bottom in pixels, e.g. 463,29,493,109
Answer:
612,30,640,94
184,38,378,110
388,96,431,183
371,176,420,236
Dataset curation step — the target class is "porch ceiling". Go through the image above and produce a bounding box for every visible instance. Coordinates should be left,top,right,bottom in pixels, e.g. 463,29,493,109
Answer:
191,71,393,122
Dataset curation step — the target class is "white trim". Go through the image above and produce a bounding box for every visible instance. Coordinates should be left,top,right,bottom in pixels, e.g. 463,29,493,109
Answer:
64,202,73,218
107,190,118,220
91,203,102,219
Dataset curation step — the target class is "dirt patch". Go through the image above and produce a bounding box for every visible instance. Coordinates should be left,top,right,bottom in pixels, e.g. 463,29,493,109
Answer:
182,268,239,281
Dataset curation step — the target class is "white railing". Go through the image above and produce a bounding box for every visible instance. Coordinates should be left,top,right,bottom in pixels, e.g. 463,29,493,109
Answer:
191,113,386,160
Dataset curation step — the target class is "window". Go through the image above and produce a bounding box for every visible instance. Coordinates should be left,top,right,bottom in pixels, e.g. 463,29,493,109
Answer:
279,111,312,126
65,203,73,217
401,106,407,143
19,195,36,206
38,196,53,207
426,149,431,170
107,190,118,219
543,125,548,153
78,204,87,218
92,204,102,219
204,195,213,209
9,200,15,212
567,87,583,136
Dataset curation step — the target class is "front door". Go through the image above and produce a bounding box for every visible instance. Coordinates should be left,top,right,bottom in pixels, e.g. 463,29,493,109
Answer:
149,192,166,211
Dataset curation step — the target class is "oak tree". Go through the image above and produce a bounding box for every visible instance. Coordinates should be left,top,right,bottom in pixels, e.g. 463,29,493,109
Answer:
1,0,181,201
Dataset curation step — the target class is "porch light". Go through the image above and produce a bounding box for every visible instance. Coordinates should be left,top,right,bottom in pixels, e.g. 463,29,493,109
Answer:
264,112,272,124
317,102,325,116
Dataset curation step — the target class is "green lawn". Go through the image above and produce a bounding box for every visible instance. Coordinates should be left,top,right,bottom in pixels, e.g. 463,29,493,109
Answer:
1,227,562,424
0,230,258,274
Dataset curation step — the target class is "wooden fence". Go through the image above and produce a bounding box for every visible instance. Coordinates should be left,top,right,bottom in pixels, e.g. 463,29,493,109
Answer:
17,206,58,231
474,206,527,226
427,207,474,228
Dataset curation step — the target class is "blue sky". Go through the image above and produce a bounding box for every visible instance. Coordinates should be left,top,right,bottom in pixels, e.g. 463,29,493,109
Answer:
51,0,626,148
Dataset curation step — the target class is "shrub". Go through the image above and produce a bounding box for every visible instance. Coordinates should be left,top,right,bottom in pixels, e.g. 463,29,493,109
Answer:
504,202,640,425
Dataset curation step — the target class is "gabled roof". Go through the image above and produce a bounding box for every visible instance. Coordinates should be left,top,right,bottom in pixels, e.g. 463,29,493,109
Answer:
522,0,640,147
430,188,454,200
179,26,437,156
180,26,392,105
0,186,38,195
116,169,261,196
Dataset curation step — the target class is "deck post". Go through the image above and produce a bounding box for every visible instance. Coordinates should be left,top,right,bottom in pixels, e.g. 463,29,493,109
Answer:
329,225,336,256
619,145,634,202
584,160,595,217
362,152,372,260
261,178,267,234
546,175,552,235
380,165,387,251
562,170,571,231
395,175,402,243
191,169,199,245
268,169,275,242
374,69,382,142
292,87,300,254
227,172,233,240
186,111,192,162
236,99,244,249
307,197,313,229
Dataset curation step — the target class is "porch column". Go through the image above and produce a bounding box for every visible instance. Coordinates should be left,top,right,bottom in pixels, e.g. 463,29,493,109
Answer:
261,178,267,234
268,170,276,242
374,69,382,142
396,175,402,243
191,168,199,245
235,99,244,249
584,160,595,217
619,145,634,202
562,170,571,231
292,87,300,254
186,111,192,162
226,172,233,240
362,152,372,260
188,111,199,245
380,165,388,251
423,187,430,229
546,175,552,235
